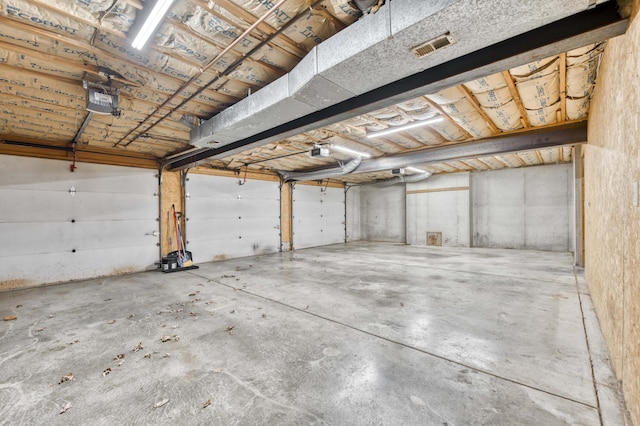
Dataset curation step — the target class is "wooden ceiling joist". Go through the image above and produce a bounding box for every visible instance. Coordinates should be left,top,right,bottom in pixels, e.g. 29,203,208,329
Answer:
559,53,567,122
459,86,501,135
197,0,307,59
421,97,475,140
502,71,531,128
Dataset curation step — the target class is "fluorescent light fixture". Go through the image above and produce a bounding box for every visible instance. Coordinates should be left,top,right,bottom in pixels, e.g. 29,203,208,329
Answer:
131,0,176,50
331,144,372,158
366,116,445,139
406,166,426,174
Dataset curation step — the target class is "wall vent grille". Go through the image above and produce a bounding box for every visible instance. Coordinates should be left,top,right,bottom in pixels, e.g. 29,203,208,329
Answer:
426,232,442,246
412,33,455,58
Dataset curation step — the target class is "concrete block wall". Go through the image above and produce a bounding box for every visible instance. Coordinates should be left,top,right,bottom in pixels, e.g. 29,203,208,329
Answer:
584,0,640,423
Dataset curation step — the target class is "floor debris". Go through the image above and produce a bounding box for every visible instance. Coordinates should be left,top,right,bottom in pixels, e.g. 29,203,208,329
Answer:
230,310,235,314
154,399,169,409
59,402,71,414
102,368,111,377
226,326,234,336
190,312,198,317
188,291,200,296
114,354,125,360
16,304,22,308
202,399,211,409
162,353,170,358
144,353,152,359
132,342,144,352
161,335,180,342
127,314,135,319
118,360,125,367
261,314,267,319
58,373,74,384
34,327,46,332
107,320,116,324
3,316,17,321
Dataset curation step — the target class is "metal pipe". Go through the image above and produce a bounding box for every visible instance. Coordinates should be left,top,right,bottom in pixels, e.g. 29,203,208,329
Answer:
116,0,323,148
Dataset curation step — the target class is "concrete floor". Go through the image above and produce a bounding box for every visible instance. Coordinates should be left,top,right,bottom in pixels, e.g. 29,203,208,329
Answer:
0,242,629,425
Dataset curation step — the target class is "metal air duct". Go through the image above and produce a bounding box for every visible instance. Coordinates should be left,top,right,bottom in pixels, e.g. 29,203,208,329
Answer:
168,1,626,170
372,171,432,187
278,157,362,182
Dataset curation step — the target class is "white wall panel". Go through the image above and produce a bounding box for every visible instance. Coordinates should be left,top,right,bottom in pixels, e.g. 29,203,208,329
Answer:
471,163,572,251
345,186,361,242
0,155,159,288
406,173,471,247
293,185,345,249
186,174,280,263
359,185,406,242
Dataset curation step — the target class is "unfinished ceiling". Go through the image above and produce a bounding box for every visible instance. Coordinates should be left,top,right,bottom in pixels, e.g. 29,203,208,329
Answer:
0,0,628,183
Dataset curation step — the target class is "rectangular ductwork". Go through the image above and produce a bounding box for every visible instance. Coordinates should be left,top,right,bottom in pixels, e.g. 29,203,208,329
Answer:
185,0,622,166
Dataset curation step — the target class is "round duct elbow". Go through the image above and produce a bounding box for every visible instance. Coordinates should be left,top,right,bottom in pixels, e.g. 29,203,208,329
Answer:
278,157,362,182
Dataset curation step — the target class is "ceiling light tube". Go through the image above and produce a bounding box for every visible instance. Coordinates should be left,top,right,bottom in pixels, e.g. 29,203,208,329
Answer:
405,166,426,174
366,116,445,139
131,0,176,50
331,144,372,158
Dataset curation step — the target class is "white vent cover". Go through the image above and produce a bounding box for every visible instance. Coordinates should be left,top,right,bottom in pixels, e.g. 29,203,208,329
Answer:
412,33,455,58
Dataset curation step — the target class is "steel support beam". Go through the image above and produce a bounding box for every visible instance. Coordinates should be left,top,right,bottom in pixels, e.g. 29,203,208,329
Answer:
349,122,587,175
167,2,626,170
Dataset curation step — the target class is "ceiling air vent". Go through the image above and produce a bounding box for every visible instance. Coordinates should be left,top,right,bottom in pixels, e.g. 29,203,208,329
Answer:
412,33,455,59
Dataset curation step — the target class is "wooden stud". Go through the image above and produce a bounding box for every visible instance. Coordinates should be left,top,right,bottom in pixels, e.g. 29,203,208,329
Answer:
27,0,128,39
160,171,182,256
196,0,307,58
280,182,293,249
459,85,501,134
121,0,142,9
322,128,401,154
421,97,475,140
502,71,531,128
442,162,462,172
559,53,567,122
491,156,511,168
